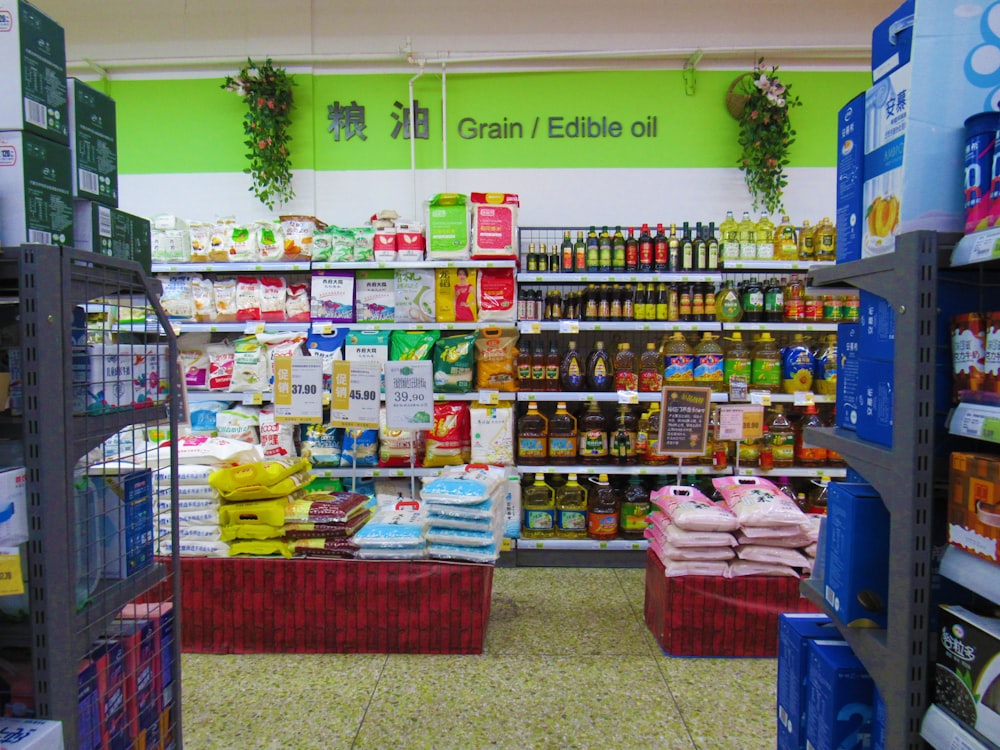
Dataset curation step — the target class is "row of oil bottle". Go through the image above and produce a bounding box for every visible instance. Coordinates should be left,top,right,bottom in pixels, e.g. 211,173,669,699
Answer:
520,214,837,274
517,277,859,324
520,472,831,540
516,400,844,469
514,333,838,395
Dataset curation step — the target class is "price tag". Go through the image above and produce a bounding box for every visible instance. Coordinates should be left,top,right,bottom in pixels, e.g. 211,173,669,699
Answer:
0,549,22,597
729,376,748,402
384,360,434,431
559,320,580,334
617,390,639,405
328,360,381,428
500,538,513,552
313,322,334,335
242,392,264,406
718,404,764,440
749,391,772,406
479,390,500,405
968,231,1000,263
793,391,816,406
273,356,323,423
245,321,266,334
527,322,542,334
959,410,985,438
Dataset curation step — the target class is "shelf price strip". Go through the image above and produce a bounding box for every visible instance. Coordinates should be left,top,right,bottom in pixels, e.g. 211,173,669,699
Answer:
273,356,323,423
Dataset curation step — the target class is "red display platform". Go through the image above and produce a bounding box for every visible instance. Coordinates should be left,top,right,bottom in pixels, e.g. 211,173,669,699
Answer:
149,557,494,655
643,549,818,657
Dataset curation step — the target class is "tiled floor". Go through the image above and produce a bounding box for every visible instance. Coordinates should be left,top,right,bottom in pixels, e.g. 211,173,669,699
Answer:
180,567,777,749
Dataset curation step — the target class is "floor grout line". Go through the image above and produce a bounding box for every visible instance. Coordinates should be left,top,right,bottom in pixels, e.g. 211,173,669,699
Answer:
349,654,390,749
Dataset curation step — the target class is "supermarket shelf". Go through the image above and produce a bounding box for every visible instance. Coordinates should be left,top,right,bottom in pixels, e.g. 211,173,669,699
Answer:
733,467,848,479
309,467,442,478
948,402,1000,444
313,320,502,332
312,260,517,270
920,703,997,750
722,321,839,332
74,563,167,655
516,391,729,403
721,260,836,271
516,272,723,283
938,546,1000,606
73,404,169,456
152,262,311,273
950,226,1000,268
515,464,724,476
128,321,313,334
512,538,647,568
803,427,899,499
518,320,721,333
765,393,837,404
0,622,31,649
514,538,648,551
801,577,890,689
432,391,516,402
186,391,274,404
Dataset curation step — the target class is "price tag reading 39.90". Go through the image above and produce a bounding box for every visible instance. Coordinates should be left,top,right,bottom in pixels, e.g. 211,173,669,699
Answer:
384,360,434,431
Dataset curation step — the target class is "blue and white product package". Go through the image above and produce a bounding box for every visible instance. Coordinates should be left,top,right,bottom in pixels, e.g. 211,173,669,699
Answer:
352,505,428,549
856,359,894,448
805,640,874,750
777,613,842,750
340,428,378,467
857,291,895,362
837,324,861,431
836,92,866,264
300,424,344,467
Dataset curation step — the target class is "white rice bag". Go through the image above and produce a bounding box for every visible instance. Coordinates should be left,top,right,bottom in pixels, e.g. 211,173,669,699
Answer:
736,545,811,568
469,405,515,467
255,219,284,261
156,496,221,514
153,463,216,485
726,560,800,578
425,526,500,547
652,538,735,562
424,497,497,520
356,547,427,560
160,275,197,319
651,484,740,532
420,476,491,505
259,406,298,459
734,532,813,548
178,333,211,390
711,476,807,528
353,505,428,548
157,539,230,557
424,514,497,533
215,405,260,444
175,435,261,466
660,519,737,548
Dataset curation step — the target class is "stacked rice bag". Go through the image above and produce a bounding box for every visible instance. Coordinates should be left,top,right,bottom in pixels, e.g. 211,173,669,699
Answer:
420,465,509,564
647,485,740,577
352,500,429,560
208,457,314,558
712,476,817,578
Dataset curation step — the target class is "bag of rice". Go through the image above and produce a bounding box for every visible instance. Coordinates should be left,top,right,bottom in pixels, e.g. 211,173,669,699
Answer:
215,405,260,444
236,277,262,322
427,539,502,563
394,269,436,323
300,424,344,466
218,498,290,526
229,335,268,392
651,485,740,532
286,283,310,323
259,277,287,322
230,223,258,261
228,539,293,558
711,476,808,529
220,524,285,541
356,270,395,322
735,544,811,567
178,333,211,390
353,505,428,548
259,406,298,459
290,537,358,558
255,219,284,261
423,402,470,467
390,329,440,361
727,560,800,578
341,428,378,467
187,400,232,436
469,405,515,466
474,328,518,391
209,456,310,492
187,220,210,263
378,407,417,467
214,278,238,322
305,328,347,389
176,435,261,467
191,278,216,322
470,192,518,259
353,226,375,262
433,333,476,393
435,267,477,322
160,275,197,320
476,267,516,322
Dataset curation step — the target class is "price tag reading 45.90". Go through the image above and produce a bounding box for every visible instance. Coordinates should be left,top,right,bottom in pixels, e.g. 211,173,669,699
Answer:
328,361,381,428
384,360,434,431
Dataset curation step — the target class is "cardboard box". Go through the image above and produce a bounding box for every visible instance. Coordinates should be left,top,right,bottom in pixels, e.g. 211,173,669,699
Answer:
91,469,153,580
0,718,65,750
0,466,27,547
858,290,894,362
72,344,167,414
119,601,175,706
92,638,128,750
871,0,913,84
777,613,842,750
77,659,101,750
0,130,73,247
73,201,151,274
426,194,469,260
67,79,117,206
105,618,159,742
856,358,893,447
836,324,860,431
935,605,1000,744
355,270,395,322
824,482,889,628
836,93,866,264
948,452,1000,566
310,271,355,323
805,640,874,750
0,1,68,144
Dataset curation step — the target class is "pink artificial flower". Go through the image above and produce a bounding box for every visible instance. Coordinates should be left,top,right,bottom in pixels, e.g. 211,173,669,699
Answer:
258,139,267,149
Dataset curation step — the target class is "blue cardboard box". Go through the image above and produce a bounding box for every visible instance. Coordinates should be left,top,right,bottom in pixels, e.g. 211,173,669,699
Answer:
871,0,913,84
836,93,866,264
78,659,101,750
837,324,860,431
93,469,153,580
856,358,894,447
777,613,842,750
805,640,874,750
858,291,894,362
824,482,889,628
871,688,887,750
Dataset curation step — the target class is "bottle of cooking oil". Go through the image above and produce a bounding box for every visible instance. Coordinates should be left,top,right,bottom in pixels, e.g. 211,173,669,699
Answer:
715,281,743,323
613,342,638,392
750,332,781,393
587,474,621,541
755,212,775,260
719,210,740,260
663,332,695,387
555,473,588,539
517,402,548,464
774,215,798,260
639,342,664,393
619,477,651,540
548,402,578,465
578,401,609,464
635,408,651,461
723,332,752,388
813,335,838,396
693,332,725,392
768,405,796,469
599,226,612,272
738,211,757,259
781,334,815,394
797,219,815,261
644,402,671,465
796,403,829,467
611,405,638,465
814,216,837,261
521,474,555,539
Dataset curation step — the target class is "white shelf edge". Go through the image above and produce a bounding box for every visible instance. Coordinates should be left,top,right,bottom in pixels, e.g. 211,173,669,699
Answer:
312,260,517,270
939,546,1000,606
309,467,442,478
948,402,1000,444
951,227,1000,267
921,703,996,750
515,464,723,476
513,538,648,552
152,262,311,273
517,321,722,333
720,260,836,270
515,273,723,283
733,467,847,478
313,321,507,332
723,322,840,332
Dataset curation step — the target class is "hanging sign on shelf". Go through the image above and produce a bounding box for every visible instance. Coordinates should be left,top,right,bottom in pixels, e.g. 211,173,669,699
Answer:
384,360,434,431
657,386,712,456
273,356,324,423
328,360,381,428
717,404,764,441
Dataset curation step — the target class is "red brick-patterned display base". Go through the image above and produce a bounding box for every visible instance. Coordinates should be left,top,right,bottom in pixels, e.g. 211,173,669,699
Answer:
153,557,494,654
643,549,818,657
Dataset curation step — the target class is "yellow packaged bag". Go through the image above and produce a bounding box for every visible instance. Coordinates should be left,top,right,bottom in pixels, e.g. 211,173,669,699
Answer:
209,457,310,494
227,539,293,558
218,498,289,527
435,268,477,323
474,327,519,392
219,524,285,541
215,471,313,502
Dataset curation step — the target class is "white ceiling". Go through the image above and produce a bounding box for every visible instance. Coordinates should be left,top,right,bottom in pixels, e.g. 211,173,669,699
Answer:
31,0,901,74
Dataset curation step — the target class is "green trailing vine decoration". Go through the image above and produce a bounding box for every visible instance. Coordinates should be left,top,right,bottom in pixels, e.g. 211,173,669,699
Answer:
732,58,801,215
222,58,295,210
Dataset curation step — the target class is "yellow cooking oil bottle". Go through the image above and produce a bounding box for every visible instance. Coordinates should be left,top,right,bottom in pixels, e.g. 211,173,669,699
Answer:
521,474,555,539
693,332,725,392
555,473,588,539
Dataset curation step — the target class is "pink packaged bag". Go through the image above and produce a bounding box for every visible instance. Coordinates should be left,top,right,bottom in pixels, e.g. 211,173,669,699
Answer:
711,476,807,528
651,484,739,532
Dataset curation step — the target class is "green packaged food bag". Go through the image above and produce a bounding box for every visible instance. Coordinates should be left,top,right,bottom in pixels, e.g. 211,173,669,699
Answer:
433,333,477,393
390,329,440,361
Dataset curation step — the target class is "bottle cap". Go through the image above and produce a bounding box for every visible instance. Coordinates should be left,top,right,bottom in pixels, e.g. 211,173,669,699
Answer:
568,474,577,481
598,473,609,483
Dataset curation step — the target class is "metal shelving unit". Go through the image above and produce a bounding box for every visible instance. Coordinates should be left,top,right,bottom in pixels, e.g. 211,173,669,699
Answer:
801,231,959,750
0,245,182,747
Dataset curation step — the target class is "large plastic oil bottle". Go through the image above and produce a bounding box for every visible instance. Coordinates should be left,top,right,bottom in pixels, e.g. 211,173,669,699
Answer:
521,474,555,539
663,332,694,387
587,474,621,541
693,332,725,392
750,332,781,393
555,473,588,539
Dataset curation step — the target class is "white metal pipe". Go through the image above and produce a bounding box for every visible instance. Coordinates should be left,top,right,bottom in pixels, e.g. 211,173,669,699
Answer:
409,61,425,220
441,63,448,193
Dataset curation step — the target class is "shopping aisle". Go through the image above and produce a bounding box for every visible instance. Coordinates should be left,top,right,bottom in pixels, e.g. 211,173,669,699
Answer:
180,567,777,749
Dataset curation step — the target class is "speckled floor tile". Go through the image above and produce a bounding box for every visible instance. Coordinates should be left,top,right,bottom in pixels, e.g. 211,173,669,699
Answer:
656,657,778,750
485,567,652,655
181,653,385,750
354,654,695,750
615,567,649,617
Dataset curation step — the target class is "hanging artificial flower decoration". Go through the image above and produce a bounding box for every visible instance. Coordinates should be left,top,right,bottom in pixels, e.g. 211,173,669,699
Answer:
222,58,295,210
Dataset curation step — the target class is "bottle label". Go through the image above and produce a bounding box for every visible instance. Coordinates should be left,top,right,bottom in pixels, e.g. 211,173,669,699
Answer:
722,241,740,259
532,365,545,380
744,290,764,312
548,436,576,459
654,241,668,265
614,371,638,391
557,509,587,531
739,241,757,259
751,359,781,386
764,290,783,314
694,353,724,382
772,434,795,462
524,509,555,531
664,354,693,381
639,369,663,392
719,296,741,320
578,431,608,458
517,364,531,380
545,364,559,380
564,359,582,388
518,437,547,460
611,429,636,459
639,242,653,266
587,511,619,537
756,241,775,259
784,298,805,321
620,502,650,531
723,358,750,381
